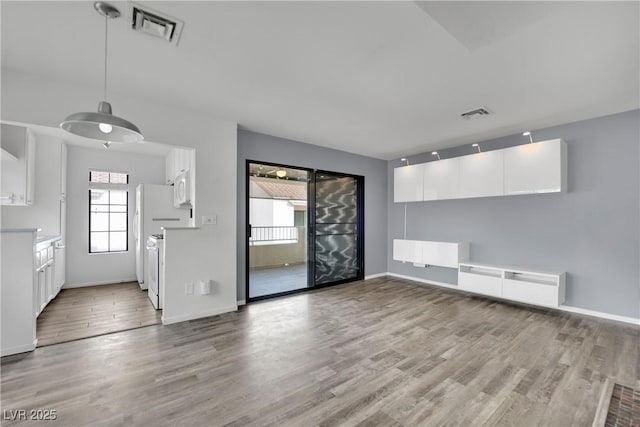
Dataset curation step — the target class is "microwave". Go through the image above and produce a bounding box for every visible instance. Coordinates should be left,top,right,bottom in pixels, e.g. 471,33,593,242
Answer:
174,170,192,208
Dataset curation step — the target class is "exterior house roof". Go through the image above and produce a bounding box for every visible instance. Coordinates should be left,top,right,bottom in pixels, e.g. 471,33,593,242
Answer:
254,180,307,201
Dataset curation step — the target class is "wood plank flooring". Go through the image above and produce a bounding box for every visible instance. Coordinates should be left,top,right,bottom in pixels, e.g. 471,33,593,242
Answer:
2,276,638,426
36,282,161,347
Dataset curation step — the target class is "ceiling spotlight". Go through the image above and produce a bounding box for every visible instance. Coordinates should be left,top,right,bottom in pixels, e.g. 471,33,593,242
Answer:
472,143,481,153
103,141,112,149
400,157,409,166
523,131,533,143
431,151,441,160
276,169,287,178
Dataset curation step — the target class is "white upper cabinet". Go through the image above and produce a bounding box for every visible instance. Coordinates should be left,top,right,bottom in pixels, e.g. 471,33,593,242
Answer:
394,163,424,202
423,158,459,201
459,150,504,198
503,139,566,195
393,138,566,203
1,124,35,206
165,148,195,185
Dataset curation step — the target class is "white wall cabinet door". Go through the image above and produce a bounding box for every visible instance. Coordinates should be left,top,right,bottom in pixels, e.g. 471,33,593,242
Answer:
54,246,65,296
165,150,176,185
394,164,424,202
423,158,459,201
392,239,421,263
1,124,35,206
504,139,566,195
459,150,504,198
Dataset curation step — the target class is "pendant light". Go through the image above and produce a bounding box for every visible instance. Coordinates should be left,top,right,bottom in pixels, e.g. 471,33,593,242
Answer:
60,2,143,143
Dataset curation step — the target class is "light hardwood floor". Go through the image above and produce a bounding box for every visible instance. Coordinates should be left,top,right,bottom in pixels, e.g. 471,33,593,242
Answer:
2,276,638,426
36,282,161,347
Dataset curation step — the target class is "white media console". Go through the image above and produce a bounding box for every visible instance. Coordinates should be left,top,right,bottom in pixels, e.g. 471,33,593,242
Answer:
392,240,566,310
459,262,566,308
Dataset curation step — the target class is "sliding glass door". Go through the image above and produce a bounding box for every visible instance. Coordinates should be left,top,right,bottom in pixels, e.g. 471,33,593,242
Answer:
246,162,364,301
312,171,363,286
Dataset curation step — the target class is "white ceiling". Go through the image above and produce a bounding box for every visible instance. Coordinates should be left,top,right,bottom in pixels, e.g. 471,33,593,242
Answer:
2,1,638,160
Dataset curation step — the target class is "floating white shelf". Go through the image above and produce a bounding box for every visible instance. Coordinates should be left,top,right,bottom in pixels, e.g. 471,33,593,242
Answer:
458,262,566,309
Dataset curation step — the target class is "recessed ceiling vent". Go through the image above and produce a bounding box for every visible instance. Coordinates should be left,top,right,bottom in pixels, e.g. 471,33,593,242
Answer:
460,107,492,120
129,2,184,46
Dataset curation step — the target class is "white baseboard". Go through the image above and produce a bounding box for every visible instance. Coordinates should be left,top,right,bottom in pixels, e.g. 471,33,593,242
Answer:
377,272,640,326
364,272,388,280
1,341,36,357
237,300,246,306
162,305,238,325
559,305,639,326
62,278,139,289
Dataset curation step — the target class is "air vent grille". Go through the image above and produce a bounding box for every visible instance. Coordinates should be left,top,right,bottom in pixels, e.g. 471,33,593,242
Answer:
461,107,492,120
129,2,184,46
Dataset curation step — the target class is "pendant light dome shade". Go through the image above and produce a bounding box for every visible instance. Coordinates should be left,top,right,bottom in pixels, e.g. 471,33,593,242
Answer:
61,101,143,143
60,2,143,143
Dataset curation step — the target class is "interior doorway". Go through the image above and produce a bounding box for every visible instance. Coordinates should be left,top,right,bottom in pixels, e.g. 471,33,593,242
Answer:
246,161,364,302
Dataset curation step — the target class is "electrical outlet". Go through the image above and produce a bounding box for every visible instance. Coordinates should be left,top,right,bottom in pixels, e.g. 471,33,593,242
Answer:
202,214,217,225
185,283,194,295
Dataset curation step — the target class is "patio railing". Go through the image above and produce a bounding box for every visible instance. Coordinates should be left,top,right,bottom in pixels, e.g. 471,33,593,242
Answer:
250,226,299,244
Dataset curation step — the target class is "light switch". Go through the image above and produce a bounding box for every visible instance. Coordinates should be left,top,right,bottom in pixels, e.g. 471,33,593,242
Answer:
202,215,217,225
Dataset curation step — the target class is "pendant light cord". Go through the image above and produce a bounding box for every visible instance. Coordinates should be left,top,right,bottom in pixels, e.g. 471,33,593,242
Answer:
103,14,108,101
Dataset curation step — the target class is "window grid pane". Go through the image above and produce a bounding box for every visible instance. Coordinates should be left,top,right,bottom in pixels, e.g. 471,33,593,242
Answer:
89,170,129,185
89,188,128,253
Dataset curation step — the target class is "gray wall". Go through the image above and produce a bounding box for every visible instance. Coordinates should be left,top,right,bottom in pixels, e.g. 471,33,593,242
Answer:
237,130,388,302
387,109,640,319
66,145,166,286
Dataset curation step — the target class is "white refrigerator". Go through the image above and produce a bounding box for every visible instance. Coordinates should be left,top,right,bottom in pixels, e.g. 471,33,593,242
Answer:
134,184,190,289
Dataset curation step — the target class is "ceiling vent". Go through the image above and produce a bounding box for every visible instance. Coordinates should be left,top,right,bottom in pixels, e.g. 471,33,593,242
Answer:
460,107,492,120
129,2,184,46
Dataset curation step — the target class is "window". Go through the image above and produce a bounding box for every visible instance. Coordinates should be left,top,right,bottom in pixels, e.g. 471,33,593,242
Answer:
89,171,128,253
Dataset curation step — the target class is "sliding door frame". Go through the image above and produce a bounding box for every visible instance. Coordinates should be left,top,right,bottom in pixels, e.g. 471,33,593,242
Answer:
246,160,314,303
245,160,365,303
312,169,365,288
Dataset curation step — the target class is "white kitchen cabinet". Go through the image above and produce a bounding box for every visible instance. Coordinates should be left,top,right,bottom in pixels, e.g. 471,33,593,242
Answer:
165,148,195,185
54,244,65,296
34,240,57,316
394,163,425,202
459,150,504,198
503,139,567,195
1,124,35,206
423,158,459,201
